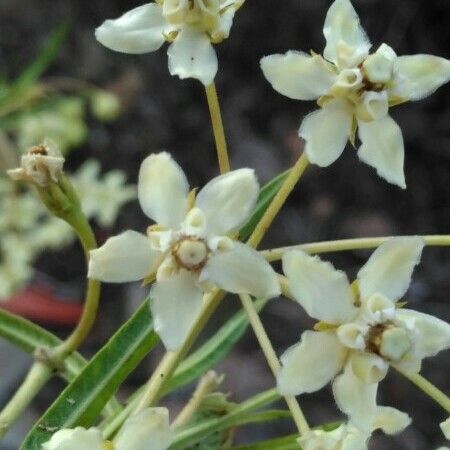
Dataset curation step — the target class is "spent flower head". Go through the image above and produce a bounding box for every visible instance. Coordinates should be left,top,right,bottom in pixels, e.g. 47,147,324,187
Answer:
42,407,171,450
278,237,450,424
89,152,280,350
260,0,450,188
95,0,244,85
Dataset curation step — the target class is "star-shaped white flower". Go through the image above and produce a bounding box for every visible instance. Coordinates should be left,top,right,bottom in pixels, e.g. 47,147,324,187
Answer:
260,0,450,188
277,237,450,422
42,408,171,450
88,152,280,350
95,0,243,85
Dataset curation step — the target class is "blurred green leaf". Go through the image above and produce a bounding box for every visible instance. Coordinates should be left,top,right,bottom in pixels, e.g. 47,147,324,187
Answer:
20,300,158,450
222,434,299,450
239,170,290,241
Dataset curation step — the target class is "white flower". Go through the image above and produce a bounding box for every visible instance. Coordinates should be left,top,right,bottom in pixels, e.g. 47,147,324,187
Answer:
277,237,450,419
42,407,171,450
95,1,243,85
89,152,280,350
441,417,450,440
298,424,369,450
260,0,450,188
8,139,65,187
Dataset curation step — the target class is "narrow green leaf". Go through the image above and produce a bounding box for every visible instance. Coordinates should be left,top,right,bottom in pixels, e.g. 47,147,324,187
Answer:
0,308,85,381
165,299,266,394
222,434,299,450
20,300,158,450
170,389,281,449
239,170,290,241
3,24,69,102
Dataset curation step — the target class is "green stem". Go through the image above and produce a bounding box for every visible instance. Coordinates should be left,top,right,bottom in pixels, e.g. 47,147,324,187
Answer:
0,362,53,437
395,367,450,413
261,235,450,262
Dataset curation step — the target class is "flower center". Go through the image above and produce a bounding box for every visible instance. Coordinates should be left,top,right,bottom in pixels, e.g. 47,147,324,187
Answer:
366,323,412,362
163,0,219,31
172,236,209,271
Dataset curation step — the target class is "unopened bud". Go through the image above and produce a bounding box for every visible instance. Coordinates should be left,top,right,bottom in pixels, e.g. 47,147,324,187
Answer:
90,90,121,122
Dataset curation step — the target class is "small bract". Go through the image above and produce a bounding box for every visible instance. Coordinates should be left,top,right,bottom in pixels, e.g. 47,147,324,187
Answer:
95,0,244,85
260,0,450,188
89,152,280,350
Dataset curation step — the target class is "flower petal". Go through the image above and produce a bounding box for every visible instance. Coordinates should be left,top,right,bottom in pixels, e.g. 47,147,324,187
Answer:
277,331,346,395
299,99,352,167
115,408,172,450
196,168,259,236
167,29,218,85
42,427,104,450
396,309,450,360
440,417,450,440
200,242,280,298
323,0,371,67
357,237,424,301
357,116,406,188
395,55,450,101
332,363,378,431
260,52,337,100
150,270,203,351
138,152,189,228
371,406,411,435
95,4,166,54
88,231,158,282
282,250,357,323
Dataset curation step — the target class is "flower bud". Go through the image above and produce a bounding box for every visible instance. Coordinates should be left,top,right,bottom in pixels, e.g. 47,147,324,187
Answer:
90,90,121,122
7,139,64,187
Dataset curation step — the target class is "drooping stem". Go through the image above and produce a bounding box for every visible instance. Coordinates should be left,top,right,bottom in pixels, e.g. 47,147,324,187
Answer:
0,362,53,437
205,82,230,173
395,367,450,413
247,153,309,248
238,294,310,435
261,235,450,262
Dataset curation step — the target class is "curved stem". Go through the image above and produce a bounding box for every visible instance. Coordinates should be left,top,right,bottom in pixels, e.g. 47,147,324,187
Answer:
247,153,309,248
261,235,450,262
239,294,310,435
0,362,52,437
205,82,230,173
395,367,450,413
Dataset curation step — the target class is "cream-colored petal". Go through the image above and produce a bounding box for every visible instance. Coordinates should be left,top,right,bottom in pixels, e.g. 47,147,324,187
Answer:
200,242,280,299
440,417,450,440
357,237,424,301
88,231,159,283
42,427,104,450
357,116,406,188
167,29,218,85
115,408,172,450
95,4,166,54
396,309,450,361
150,271,203,351
350,352,389,384
196,168,259,236
282,250,357,324
323,0,371,67
138,152,189,227
277,331,346,395
395,55,450,101
371,406,411,435
299,100,353,167
260,52,337,100
332,363,378,431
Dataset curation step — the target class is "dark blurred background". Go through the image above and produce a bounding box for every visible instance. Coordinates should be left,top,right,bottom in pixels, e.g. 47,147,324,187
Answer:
0,0,449,448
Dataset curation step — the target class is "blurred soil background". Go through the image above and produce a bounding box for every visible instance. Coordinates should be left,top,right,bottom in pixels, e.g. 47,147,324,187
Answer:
0,0,449,448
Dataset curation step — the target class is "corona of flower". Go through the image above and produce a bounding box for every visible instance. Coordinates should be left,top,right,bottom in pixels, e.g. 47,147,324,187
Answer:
277,237,450,404
41,407,171,450
260,0,450,188
89,152,280,350
95,0,244,85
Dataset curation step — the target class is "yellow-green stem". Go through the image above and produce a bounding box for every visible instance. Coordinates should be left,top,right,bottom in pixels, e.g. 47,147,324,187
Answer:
261,235,450,262
247,153,309,248
0,362,52,438
205,82,230,173
239,294,310,435
132,290,225,416
395,367,450,413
